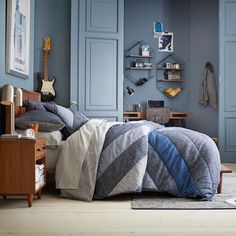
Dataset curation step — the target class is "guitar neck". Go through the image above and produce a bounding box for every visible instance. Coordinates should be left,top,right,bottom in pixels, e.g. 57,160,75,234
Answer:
44,51,49,81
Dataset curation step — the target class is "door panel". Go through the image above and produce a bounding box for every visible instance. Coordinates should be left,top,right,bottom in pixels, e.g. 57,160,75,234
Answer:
85,38,117,111
219,0,236,162
70,0,124,121
86,0,118,33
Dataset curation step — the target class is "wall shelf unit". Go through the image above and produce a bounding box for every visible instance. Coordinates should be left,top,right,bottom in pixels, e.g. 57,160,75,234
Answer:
125,41,155,86
156,53,186,98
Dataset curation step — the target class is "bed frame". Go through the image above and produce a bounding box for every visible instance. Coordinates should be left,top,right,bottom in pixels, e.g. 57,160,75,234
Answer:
4,89,231,191
5,89,55,181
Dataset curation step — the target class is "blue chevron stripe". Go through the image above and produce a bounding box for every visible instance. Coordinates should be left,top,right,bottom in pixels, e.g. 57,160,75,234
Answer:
148,131,199,197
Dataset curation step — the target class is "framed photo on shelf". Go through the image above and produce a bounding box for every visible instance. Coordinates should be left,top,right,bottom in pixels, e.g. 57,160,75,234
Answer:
6,0,31,79
141,45,150,56
158,32,173,52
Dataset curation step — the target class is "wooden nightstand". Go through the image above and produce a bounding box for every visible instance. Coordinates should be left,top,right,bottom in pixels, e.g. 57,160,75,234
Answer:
0,138,46,207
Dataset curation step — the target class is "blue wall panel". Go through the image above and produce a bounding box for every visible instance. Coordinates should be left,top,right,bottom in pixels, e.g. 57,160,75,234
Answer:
219,0,236,162
85,38,117,110
86,0,118,33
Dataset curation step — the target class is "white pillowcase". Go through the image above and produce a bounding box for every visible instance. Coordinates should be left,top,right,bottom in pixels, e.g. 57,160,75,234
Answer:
15,129,63,148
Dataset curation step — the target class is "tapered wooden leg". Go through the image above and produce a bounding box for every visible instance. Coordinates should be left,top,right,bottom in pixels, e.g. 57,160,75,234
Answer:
218,173,223,194
37,191,41,199
27,194,33,207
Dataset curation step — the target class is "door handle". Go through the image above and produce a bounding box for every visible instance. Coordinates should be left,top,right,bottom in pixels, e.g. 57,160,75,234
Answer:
71,101,79,105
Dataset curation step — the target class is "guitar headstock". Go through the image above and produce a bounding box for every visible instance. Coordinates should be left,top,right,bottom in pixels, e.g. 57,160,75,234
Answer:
43,37,51,51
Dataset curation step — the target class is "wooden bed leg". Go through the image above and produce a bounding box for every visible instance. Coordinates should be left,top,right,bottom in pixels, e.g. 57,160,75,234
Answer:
27,194,33,207
218,173,223,193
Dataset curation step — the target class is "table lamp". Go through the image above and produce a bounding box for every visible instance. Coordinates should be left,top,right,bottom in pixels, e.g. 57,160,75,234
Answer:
1,84,22,135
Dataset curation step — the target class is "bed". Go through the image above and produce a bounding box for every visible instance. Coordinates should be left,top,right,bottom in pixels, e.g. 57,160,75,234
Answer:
8,89,221,202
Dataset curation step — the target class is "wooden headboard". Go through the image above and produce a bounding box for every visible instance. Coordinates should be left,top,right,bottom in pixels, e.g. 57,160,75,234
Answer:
5,89,41,133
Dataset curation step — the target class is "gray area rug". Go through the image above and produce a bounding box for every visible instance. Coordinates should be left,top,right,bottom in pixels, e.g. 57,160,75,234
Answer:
132,172,236,209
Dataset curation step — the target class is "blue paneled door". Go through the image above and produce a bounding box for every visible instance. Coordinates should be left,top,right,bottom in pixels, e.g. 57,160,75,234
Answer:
219,0,236,162
70,0,124,121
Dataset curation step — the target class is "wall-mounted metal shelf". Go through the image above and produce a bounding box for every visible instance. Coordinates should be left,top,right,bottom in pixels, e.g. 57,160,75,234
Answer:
156,53,186,98
125,40,155,86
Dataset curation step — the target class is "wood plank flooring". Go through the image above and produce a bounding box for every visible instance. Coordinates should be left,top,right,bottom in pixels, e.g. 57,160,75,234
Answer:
0,164,236,236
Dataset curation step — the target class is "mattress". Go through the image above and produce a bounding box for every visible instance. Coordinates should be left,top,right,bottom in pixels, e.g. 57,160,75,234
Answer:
46,141,65,170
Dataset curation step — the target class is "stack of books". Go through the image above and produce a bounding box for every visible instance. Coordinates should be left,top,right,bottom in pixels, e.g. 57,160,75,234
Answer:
35,164,45,190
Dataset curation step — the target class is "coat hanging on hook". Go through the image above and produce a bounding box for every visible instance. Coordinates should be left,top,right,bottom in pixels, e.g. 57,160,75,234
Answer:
199,62,218,109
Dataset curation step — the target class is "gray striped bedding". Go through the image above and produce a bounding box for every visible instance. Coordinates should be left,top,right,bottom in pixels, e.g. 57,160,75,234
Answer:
56,119,220,201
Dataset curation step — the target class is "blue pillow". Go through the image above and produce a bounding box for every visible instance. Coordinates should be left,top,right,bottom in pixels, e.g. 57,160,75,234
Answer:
43,103,89,138
15,110,65,132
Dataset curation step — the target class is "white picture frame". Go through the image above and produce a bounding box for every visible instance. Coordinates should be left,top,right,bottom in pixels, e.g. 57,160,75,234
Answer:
158,32,173,52
6,0,31,79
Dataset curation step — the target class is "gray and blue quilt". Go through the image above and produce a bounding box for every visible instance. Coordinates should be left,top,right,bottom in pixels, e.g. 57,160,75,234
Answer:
56,119,220,201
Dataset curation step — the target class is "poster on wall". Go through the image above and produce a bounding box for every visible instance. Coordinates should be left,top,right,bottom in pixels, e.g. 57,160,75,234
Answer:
158,32,173,52
6,0,31,78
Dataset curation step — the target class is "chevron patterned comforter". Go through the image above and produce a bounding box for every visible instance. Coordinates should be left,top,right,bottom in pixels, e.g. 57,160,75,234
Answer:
56,119,220,201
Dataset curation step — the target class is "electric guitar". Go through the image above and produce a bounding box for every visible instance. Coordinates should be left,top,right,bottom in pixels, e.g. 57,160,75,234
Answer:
38,37,56,101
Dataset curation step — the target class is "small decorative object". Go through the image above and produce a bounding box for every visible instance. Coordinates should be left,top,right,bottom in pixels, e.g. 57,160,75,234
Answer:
174,63,180,69
153,20,163,38
165,62,171,69
143,62,152,69
135,60,144,68
6,0,31,78
26,123,39,137
126,86,135,96
133,104,141,112
135,77,148,86
158,32,173,52
24,128,35,138
163,87,182,97
141,45,150,56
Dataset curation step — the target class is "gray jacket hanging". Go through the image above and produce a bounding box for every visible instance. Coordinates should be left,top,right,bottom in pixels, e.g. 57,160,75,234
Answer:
199,62,218,109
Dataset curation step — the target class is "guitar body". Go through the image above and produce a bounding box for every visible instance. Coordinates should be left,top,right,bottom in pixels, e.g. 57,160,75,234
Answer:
37,73,56,102
37,37,56,102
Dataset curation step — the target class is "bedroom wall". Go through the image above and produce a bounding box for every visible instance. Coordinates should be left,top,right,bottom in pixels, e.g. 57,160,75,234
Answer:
125,0,219,137
124,0,190,116
188,0,219,137
34,0,71,107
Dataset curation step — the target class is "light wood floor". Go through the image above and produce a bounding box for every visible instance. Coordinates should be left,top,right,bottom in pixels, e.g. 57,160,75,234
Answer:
1,164,236,236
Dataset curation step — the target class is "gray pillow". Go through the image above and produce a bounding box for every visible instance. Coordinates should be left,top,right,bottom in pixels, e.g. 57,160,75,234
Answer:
43,103,89,138
24,100,46,111
15,110,65,132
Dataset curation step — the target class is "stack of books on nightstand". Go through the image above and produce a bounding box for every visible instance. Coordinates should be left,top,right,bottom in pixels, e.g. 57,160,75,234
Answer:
35,164,45,190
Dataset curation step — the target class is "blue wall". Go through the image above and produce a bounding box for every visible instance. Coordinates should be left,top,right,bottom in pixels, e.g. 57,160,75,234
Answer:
124,0,219,137
124,0,190,114
34,0,71,107
0,0,35,90
188,0,219,137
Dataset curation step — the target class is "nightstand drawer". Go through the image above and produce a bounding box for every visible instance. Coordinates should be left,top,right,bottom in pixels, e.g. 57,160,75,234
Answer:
35,138,46,160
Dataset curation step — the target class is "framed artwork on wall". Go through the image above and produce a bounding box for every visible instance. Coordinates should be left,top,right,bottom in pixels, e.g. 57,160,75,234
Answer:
158,32,173,52
6,0,31,79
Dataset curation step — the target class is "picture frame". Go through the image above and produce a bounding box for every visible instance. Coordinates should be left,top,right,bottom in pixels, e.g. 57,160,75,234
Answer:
158,32,173,52
6,0,31,79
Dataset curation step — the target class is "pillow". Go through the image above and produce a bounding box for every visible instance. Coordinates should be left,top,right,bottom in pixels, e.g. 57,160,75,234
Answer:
24,100,46,111
15,110,65,132
43,103,89,138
